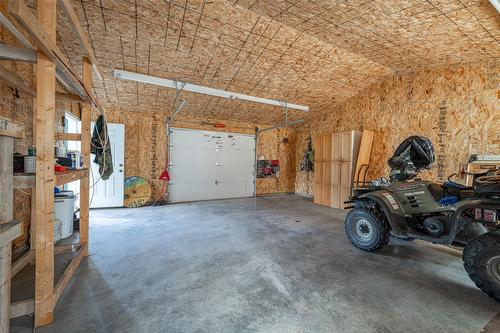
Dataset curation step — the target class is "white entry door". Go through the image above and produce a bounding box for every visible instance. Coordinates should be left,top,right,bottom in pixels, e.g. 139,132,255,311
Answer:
169,128,255,203
90,123,125,208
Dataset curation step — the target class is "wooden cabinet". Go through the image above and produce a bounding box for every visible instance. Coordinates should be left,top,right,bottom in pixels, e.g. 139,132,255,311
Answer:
314,130,372,209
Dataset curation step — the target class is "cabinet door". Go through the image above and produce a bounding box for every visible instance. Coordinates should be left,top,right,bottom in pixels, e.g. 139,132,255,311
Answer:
314,162,323,205
322,134,333,162
330,162,341,208
341,132,353,162
322,162,332,206
332,133,342,161
340,162,352,209
313,134,323,162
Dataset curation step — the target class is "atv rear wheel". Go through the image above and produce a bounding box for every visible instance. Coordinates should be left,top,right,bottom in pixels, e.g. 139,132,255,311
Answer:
463,232,500,302
345,208,390,252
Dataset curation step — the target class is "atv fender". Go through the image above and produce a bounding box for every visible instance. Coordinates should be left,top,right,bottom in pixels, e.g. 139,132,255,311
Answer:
354,192,408,236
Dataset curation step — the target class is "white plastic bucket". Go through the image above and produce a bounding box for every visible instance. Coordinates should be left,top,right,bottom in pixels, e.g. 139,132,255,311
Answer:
54,191,76,240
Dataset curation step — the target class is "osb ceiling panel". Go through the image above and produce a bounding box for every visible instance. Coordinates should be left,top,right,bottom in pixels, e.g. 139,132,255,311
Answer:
232,0,500,71
48,0,498,124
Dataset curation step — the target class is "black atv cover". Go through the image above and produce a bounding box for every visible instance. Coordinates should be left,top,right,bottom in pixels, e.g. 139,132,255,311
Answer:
388,136,435,180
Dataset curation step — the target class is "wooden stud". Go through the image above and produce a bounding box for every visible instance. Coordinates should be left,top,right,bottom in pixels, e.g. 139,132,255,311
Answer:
0,134,13,332
80,57,91,257
34,0,56,326
0,244,12,331
0,136,14,226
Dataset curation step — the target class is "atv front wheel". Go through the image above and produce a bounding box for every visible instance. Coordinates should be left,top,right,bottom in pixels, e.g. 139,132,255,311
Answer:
463,232,500,302
345,208,390,252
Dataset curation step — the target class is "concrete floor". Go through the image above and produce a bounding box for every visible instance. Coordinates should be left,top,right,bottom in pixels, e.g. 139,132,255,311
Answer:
11,195,499,332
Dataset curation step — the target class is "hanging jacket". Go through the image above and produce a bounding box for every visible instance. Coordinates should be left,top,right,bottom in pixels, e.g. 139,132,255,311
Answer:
91,115,113,180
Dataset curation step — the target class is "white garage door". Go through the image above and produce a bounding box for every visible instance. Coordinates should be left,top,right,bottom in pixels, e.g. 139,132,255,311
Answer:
168,128,256,203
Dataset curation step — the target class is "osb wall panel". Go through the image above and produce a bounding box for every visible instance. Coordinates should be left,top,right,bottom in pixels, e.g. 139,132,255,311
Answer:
256,128,297,194
104,108,291,198
103,108,167,201
294,61,500,196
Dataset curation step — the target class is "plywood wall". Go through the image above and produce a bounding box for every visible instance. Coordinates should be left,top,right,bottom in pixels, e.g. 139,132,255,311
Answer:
104,108,291,200
294,60,500,196
256,128,297,194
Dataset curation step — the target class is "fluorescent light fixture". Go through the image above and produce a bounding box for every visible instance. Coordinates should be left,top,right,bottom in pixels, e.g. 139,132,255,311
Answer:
113,69,309,112
489,0,500,13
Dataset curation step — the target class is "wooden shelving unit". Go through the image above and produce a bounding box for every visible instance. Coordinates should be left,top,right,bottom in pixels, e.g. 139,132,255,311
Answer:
3,0,102,327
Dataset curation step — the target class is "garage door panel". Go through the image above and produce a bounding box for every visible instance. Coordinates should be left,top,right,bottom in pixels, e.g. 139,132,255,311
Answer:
216,165,254,182
169,128,255,203
170,130,213,148
170,147,214,165
171,164,216,183
217,149,255,165
170,183,215,202
215,181,254,198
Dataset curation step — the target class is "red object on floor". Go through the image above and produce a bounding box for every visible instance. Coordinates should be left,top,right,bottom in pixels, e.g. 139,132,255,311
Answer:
159,170,170,181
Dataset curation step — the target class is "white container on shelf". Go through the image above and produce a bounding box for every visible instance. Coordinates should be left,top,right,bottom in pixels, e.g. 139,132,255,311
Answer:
54,190,76,240
24,155,36,173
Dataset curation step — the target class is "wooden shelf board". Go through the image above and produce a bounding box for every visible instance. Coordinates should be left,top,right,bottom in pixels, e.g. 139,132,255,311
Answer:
52,244,85,308
0,116,24,139
0,220,22,247
55,132,81,141
11,249,34,277
55,169,88,186
13,174,35,189
10,298,34,319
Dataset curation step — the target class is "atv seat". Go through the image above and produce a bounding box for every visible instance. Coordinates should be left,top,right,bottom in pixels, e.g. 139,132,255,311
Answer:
428,183,476,202
475,183,500,198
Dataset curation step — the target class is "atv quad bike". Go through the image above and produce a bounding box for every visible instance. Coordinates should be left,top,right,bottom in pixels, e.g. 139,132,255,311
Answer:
344,136,500,301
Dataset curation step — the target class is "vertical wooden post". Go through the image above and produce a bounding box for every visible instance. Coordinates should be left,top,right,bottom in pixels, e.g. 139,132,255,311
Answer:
34,0,56,327
31,54,37,252
80,57,91,257
0,135,14,332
